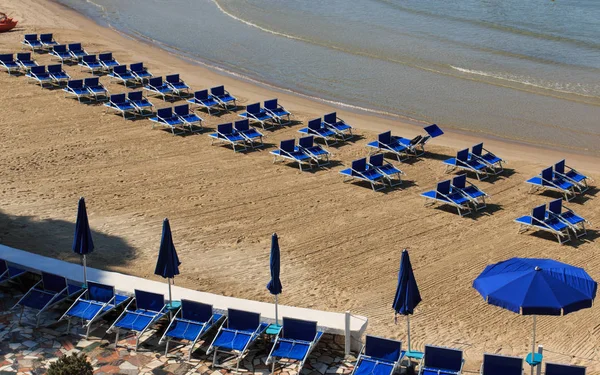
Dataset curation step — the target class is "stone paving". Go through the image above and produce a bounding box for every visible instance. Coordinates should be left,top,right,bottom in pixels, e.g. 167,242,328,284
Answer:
0,284,370,375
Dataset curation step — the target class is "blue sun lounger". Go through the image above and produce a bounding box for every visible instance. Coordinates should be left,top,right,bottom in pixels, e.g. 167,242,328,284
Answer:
174,104,203,132
421,180,472,216
150,107,186,135
323,112,353,140
210,123,248,152
68,43,88,61
546,362,586,375
48,64,70,84
98,52,120,71
64,80,92,102
298,136,330,166
130,62,153,82
271,139,314,171
266,317,324,373
299,118,338,146
419,345,464,375
145,77,175,101
128,91,154,116
351,336,405,375
107,289,168,351
109,65,138,87
554,160,589,193
526,167,577,201
159,300,224,360
547,199,589,238
264,98,291,125
50,45,75,64
0,54,20,75
104,93,137,119
0,259,27,285
210,85,237,111
471,143,504,175
13,272,83,327
79,54,104,75
16,53,38,71
366,131,409,161
368,154,404,187
165,74,190,96
444,149,490,181
451,174,488,210
84,77,108,101
480,353,523,375
188,90,222,115
239,102,275,129
26,66,54,88
234,119,263,148
40,33,59,50
340,158,387,191
22,34,43,52
515,204,571,244
59,281,129,339
207,308,268,372
406,124,444,156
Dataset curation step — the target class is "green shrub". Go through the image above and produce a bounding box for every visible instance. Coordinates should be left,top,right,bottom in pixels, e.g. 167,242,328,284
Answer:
47,353,93,375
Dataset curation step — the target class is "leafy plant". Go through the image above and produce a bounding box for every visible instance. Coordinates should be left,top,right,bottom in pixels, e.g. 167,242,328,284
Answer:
47,353,93,375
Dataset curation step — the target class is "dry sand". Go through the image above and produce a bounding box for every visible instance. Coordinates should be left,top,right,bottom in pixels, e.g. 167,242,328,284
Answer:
0,0,599,372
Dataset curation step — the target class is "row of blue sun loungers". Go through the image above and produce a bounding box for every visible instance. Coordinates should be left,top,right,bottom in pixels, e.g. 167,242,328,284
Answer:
526,160,590,201
239,100,292,129
421,175,489,216
108,63,152,86
25,64,70,88
0,53,39,74
270,137,331,170
299,116,353,146
21,33,59,52
444,144,504,181
78,53,120,74
150,106,204,134
209,121,264,152
368,124,444,161
515,199,589,244
64,78,108,102
104,92,155,119
340,155,405,191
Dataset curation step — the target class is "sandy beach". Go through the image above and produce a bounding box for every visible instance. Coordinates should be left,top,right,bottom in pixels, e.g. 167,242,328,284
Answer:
0,0,599,372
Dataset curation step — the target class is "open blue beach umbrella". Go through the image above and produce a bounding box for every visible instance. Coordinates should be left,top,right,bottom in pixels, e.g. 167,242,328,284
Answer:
154,218,181,312
473,258,596,373
266,233,283,325
73,197,94,286
392,249,421,352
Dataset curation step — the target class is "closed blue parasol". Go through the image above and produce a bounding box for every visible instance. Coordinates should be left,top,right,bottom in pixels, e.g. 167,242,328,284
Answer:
154,218,181,313
266,233,282,325
473,258,596,374
392,249,421,352
73,197,94,286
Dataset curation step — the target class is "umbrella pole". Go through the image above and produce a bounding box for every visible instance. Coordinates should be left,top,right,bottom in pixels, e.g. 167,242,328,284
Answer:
168,278,173,320
530,315,537,375
406,315,412,352
82,254,87,288
275,294,279,326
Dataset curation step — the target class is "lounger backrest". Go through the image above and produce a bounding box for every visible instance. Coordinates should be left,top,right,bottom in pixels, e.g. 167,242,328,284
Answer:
246,103,261,114
82,54,97,63
379,131,392,145
308,118,321,130
0,54,13,63
113,65,127,74
218,123,234,135
98,52,112,61
84,77,100,87
234,119,250,132
409,135,422,146
47,64,63,74
541,167,554,182
128,91,143,101
174,105,189,117
548,199,562,215
134,289,164,312
42,272,67,293
532,205,547,221
264,99,278,110
424,345,463,372
457,149,470,162
40,34,54,43
554,160,566,175
369,153,384,167
148,77,163,87
87,282,115,303
471,143,484,157
364,335,403,362
30,66,46,75
157,107,173,119
68,80,84,89
194,90,209,101
452,174,467,189
280,139,296,153
25,34,38,42
53,45,67,53
546,362,586,375
282,317,317,341
16,53,32,62
436,180,452,196
0,259,7,274
425,124,444,138
482,353,523,375
111,93,126,104
211,85,225,96
130,62,144,72
323,112,337,124
351,158,368,173
68,43,82,51
165,74,180,84
181,299,213,323
227,308,260,332
299,136,314,149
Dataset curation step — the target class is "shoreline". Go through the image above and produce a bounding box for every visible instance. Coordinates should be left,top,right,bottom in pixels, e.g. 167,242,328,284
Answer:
44,0,600,172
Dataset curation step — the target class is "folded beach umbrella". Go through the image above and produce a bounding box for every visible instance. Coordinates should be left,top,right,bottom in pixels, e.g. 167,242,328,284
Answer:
266,233,283,326
73,197,94,287
473,258,597,374
392,249,421,352
154,218,181,316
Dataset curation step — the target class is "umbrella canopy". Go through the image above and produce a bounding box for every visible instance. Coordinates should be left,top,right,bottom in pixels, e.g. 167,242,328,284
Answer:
154,218,181,279
266,233,282,295
393,249,422,315
72,197,94,256
473,258,597,316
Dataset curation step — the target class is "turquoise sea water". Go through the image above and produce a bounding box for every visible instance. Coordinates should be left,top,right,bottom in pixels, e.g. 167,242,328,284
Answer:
57,0,600,153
